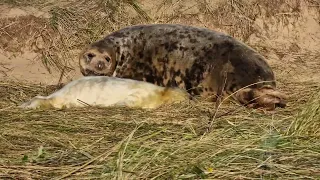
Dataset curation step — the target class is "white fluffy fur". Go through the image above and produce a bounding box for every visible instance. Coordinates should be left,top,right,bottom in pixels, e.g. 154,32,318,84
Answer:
19,76,190,109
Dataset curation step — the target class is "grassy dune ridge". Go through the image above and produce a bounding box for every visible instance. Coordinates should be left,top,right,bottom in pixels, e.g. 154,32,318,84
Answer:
0,0,319,179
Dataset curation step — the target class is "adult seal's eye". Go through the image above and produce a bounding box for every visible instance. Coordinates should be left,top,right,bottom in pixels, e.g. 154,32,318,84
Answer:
105,57,111,62
88,53,95,58
86,53,95,63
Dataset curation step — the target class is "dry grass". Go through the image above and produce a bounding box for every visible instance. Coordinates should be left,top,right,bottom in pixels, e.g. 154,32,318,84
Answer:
0,80,319,179
0,94,319,179
1,0,320,179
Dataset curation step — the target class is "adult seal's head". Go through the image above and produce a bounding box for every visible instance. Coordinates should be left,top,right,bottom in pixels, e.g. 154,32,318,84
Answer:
79,41,117,76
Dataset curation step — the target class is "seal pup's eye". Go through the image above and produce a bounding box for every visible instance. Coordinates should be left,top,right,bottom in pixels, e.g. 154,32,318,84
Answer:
105,57,111,62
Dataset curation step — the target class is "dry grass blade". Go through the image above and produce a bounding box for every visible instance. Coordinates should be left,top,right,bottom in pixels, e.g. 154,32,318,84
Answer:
125,0,152,21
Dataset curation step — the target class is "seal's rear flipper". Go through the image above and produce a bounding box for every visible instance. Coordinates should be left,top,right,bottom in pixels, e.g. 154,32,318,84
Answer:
19,96,57,109
235,85,287,111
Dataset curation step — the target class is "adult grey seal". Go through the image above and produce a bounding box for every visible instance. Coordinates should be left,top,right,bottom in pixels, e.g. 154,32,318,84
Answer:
79,24,287,110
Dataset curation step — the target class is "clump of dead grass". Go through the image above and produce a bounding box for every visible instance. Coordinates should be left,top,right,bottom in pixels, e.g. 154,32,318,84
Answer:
286,88,320,136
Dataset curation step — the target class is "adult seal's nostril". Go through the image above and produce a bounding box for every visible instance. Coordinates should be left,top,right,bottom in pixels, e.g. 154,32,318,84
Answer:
96,61,105,70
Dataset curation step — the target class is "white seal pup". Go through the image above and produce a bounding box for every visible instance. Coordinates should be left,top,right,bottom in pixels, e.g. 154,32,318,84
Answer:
19,76,190,109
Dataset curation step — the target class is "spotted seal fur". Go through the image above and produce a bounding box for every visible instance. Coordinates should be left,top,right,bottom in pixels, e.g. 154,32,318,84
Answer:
79,24,287,110
19,76,190,109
